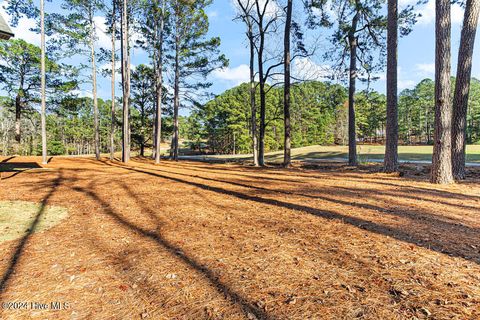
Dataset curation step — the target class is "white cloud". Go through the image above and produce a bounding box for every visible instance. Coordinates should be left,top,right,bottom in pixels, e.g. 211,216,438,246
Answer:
452,5,465,25
416,0,464,25
212,64,250,85
99,62,122,80
0,7,39,45
415,63,435,76
93,16,114,50
71,89,93,98
0,9,117,50
372,72,386,81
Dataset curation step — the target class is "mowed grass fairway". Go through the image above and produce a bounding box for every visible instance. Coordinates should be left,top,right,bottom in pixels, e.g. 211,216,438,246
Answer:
0,156,480,319
184,145,480,164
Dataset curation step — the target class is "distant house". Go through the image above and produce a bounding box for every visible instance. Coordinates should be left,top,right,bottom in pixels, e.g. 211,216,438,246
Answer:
0,13,14,40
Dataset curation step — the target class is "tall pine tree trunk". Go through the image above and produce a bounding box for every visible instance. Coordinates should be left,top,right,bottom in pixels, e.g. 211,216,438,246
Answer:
40,0,47,165
172,24,180,161
155,0,165,164
347,14,359,166
121,0,130,163
152,92,157,159
431,0,454,184
258,76,266,166
15,92,21,143
140,106,145,157
248,25,258,167
283,0,292,168
384,0,399,172
452,0,480,179
90,13,100,160
257,32,266,167
110,0,116,160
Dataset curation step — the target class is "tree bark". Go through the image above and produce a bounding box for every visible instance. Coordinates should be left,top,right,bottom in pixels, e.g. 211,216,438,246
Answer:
15,92,21,143
90,10,100,160
140,104,145,157
121,0,130,163
40,0,47,164
258,63,266,166
257,22,266,166
110,0,116,160
154,0,165,164
253,0,271,166
283,0,292,168
248,24,258,167
384,0,399,172
431,0,454,184
237,0,258,166
172,13,180,161
347,14,359,166
452,0,480,179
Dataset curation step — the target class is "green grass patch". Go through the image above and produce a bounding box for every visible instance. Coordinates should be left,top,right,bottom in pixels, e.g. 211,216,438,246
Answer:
282,145,480,163
0,201,69,243
182,145,480,164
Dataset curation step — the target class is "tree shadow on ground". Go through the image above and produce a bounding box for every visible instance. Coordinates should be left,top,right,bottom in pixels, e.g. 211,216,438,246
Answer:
0,161,43,181
120,161,478,228
70,180,273,320
0,171,63,299
327,174,480,201
155,160,306,184
102,161,480,266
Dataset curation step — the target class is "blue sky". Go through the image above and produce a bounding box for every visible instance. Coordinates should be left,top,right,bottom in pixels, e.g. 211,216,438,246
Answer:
206,0,480,95
1,0,479,102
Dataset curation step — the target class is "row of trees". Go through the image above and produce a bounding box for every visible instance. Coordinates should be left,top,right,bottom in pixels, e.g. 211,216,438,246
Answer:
0,91,180,157
231,0,479,183
3,0,226,165
186,81,346,154
2,0,479,184
184,78,480,155
233,0,413,168
0,35,189,156
8,74,480,159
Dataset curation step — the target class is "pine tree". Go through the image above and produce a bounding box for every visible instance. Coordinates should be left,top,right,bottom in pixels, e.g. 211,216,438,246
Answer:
167,0,227,161
451,0,480,180
283,0,293,167
137,0,168,164
60,0,105,160
121,0,130,163
431,0,454,184
309,0,387,166
384,0,399,172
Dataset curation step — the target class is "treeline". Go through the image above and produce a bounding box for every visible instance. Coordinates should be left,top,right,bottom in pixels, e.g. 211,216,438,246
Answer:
0,96,177,157
2,0,226,165
1,0,478,184
185,78,480,155
186,81,346,154
4,74,480,161
0,61,180,157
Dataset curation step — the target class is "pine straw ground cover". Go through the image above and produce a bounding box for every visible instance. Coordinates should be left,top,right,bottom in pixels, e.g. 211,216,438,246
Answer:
0,156,479,320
